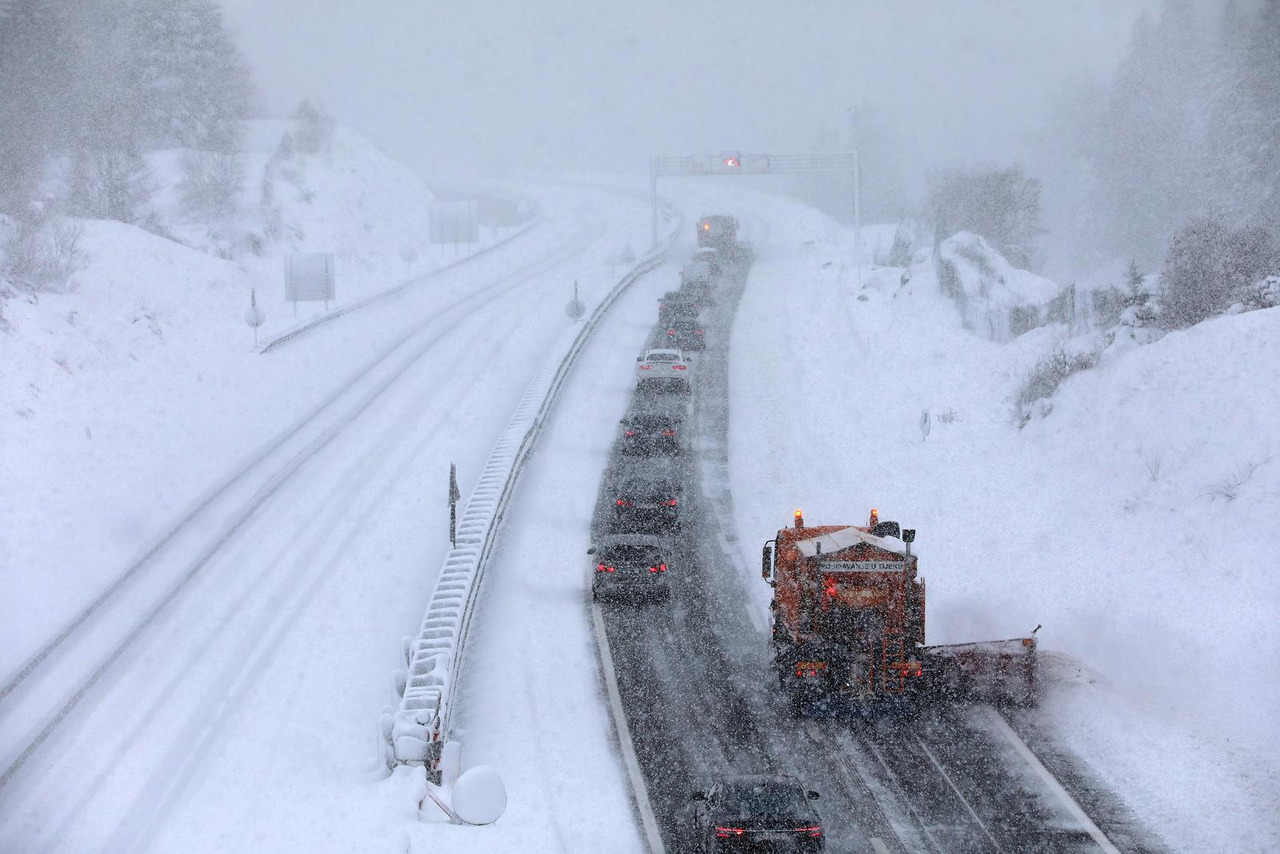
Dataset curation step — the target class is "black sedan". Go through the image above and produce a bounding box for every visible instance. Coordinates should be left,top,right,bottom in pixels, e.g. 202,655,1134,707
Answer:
619,413,681,456
587,533,670,601
692,774,824,852
613,472,681,532
665,317,706,351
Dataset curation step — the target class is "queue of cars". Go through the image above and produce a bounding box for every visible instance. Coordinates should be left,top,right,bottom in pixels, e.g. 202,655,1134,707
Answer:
590,244,712,603
590,218,828,849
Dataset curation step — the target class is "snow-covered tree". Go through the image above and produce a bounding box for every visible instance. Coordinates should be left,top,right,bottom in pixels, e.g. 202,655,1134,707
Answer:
1089,2,1211,265
126,0,252,151
1160,216,1273,328
293,99,335,155
888,225,912,267
927,165,1043,268
1208,0,1280,234
179,150,242,218
1125,259,1149,307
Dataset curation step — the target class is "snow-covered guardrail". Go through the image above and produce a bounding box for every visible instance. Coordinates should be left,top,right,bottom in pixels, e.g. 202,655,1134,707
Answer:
259,207,542,354
383,214,682,779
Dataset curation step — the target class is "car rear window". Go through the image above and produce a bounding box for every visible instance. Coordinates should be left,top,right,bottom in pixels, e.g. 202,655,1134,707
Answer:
622,478,675,497
646,353,678,362
631,416,674,429
719,781,807,818
602,546,661,564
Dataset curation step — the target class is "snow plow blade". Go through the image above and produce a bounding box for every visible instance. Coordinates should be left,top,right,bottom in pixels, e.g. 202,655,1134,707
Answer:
920,636,1038,707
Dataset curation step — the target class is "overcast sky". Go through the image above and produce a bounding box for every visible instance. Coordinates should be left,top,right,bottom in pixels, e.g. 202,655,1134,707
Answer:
221,0,1163,183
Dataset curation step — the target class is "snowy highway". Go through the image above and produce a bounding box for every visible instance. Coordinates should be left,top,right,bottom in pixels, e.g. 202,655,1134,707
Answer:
0,187,654,851
588,221,1166,854
6,4,1280,852
3,188,1274,853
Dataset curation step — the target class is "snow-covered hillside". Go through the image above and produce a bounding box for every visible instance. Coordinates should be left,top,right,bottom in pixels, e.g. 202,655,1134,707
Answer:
0,122,528,679
721,190,1279,852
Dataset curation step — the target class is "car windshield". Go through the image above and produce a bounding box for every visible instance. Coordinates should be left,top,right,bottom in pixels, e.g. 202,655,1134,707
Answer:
718,781,807,819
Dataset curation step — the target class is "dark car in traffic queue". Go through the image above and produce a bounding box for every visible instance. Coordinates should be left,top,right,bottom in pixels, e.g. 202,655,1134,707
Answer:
659,290,701,324
618,411,681,457
665,316,706,351
612,465,682,532
692,774,824,852
587,533,671,601
679,263,715,304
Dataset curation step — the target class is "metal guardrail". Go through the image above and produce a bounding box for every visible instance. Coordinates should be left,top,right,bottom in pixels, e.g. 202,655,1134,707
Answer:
383,212,683,779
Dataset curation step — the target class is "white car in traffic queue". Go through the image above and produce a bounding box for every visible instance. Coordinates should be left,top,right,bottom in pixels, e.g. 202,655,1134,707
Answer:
636,348,692,391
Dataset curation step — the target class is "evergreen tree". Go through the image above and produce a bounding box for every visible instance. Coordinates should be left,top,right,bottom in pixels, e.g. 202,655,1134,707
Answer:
1090,2,1210,265
927,165,1043,267
1160,215,1273,327
1216,0,1280,234
888,225,912,267
1202,0,1257,224
1125,259,1149,306
0,0,82,208
126,0,252,151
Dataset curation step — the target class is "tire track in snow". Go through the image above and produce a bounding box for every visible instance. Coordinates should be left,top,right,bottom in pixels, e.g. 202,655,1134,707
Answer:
108,308,535,852
0,225,603,796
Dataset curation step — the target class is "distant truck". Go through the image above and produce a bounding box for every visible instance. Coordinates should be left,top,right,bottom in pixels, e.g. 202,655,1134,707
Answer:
762,509,1038,716
696,215,738,253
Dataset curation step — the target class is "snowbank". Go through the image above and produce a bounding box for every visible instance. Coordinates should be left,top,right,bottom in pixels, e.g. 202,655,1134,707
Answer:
901,230,1062,341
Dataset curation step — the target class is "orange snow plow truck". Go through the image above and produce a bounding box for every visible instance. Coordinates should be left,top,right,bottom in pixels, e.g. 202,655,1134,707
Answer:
762,509,1038,717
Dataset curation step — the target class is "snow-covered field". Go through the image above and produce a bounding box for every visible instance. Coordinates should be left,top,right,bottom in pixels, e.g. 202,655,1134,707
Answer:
3,165,1276,852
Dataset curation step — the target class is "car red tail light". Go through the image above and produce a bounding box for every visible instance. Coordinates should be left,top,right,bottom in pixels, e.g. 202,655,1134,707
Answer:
715,827,745,838
661,430,676,437
624,430,636,437
615,499,633,507
665,499,678,506
672,364,687,370
694,329,704,335
795,826,823,838
639,364,652,370
597,563,615,573
667,329,676,337
796,661,828,678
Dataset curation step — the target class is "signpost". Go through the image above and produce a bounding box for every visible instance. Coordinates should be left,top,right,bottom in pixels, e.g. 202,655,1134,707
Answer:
565,279,585,322
244,289,265,346
430,201,480,255
284,253,336,315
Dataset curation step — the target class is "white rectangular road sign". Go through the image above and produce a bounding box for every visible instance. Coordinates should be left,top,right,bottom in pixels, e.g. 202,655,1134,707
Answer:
284,253,336,302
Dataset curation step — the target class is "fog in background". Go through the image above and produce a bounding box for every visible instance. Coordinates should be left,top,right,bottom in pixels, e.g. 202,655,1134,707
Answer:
3,0,1263,280
222,2,1152,196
